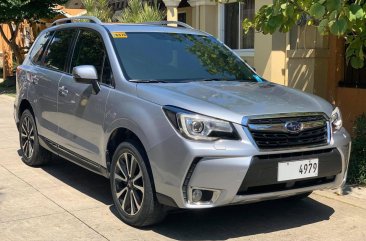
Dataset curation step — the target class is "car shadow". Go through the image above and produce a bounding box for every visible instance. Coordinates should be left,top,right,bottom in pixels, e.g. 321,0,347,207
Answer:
148,198,334,240
40,154,334,240
40,155,113,205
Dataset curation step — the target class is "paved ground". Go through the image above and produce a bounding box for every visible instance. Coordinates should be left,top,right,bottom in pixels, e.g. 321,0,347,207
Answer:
1,94,366,241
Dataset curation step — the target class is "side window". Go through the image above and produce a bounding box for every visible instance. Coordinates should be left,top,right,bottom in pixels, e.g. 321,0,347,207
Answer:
71,30,113,85
30,31,53,65
43,29,75,71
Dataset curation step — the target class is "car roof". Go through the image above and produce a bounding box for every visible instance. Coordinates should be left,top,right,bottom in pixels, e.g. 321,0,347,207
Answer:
102,23,207,35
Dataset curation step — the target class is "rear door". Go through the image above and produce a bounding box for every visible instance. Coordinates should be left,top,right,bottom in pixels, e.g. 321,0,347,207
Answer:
56,29,113,165
27,29,76,142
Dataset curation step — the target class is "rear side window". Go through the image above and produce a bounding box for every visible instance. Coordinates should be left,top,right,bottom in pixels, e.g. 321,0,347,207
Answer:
43,29,75,72
71,29,112,85
29,31,53,65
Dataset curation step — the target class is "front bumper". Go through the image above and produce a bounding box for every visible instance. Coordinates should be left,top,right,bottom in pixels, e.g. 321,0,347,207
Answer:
148,122,351,209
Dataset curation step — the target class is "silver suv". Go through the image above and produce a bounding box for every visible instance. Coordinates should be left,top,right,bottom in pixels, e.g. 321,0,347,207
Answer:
14,17,351,227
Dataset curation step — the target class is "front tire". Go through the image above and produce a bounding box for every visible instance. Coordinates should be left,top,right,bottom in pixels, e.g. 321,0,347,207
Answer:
19,109,51,166
110,140,166,227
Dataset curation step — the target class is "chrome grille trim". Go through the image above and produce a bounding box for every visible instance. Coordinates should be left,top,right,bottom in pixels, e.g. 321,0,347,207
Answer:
248,120,326,133
242,112,331,150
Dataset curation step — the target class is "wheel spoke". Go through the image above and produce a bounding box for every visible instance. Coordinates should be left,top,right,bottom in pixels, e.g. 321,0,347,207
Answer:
24,141,29,158
115,173,127,183
21,123,27,135
134,183,144,193
121,189,129,211
25,117,30,134
116,187,128,199
28,143,34,158
133,170,142,183
131,190,141,210
29,125,34,136
130,191,135,215
124,153,131,177
27,140,32,158
116,161,128,181
130,156,137,177
22,139,28,150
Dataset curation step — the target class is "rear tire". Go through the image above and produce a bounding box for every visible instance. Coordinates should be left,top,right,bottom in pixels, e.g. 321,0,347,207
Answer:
19,109,51,166
110,140,166,227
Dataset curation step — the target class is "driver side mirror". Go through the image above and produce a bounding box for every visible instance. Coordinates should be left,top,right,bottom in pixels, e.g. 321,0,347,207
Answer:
72,65,101,94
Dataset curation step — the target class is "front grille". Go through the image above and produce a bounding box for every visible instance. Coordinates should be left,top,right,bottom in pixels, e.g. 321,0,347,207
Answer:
247,115,329,149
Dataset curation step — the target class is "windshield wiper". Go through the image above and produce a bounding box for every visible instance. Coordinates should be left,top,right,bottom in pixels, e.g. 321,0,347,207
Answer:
197,78,236,82
130,79,167,83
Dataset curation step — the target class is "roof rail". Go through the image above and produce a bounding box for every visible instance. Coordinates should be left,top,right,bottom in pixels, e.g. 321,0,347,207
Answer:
51,16,102,26
143,21,194,29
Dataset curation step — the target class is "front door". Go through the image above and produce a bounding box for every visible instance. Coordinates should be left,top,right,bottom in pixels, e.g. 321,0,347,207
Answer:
56,29,113,165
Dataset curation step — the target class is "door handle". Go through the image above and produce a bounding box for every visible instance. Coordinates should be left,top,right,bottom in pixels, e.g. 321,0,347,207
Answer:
58,86,69,97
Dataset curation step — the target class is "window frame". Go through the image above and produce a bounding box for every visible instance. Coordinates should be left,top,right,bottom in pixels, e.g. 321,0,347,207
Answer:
68,28,115,88
220,1,255,52
29,31,55,66
40,28,78,74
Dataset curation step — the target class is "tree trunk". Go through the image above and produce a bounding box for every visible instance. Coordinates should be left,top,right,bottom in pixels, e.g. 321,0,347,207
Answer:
0,22,24,67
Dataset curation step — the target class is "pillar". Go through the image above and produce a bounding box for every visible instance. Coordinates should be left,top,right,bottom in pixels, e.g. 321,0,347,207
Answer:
163,0,181,22
188,0,218,36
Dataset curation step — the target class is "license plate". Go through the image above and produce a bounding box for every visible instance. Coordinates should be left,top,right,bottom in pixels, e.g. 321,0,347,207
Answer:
277,158,319,181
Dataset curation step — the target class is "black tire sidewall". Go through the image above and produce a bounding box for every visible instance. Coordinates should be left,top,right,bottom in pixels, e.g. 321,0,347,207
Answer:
110,141,156,226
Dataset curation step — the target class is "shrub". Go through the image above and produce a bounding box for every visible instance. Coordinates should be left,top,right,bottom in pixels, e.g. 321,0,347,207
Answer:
117,0,165,23
347,113,366,185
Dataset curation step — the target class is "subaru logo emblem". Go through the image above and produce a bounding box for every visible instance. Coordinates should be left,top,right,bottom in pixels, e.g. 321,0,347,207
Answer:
285,121,303,133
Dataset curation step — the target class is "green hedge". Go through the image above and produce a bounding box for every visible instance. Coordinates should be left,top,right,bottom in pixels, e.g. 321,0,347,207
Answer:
347,113,366,185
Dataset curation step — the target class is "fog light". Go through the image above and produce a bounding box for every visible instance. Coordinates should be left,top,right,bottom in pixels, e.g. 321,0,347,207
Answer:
192,189,202,202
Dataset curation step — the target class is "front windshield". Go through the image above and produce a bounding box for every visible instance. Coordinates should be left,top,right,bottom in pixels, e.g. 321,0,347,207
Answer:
112,32,261,83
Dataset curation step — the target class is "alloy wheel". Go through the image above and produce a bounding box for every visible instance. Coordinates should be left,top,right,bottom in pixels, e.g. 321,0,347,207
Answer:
114,151,144,216
20,116,35,159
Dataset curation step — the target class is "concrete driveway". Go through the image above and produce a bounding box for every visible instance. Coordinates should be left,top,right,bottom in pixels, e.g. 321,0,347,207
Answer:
0,95,366,241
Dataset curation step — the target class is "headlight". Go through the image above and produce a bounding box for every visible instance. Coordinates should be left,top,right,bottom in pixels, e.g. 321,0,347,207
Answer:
331,107,342,132
163,106,239,141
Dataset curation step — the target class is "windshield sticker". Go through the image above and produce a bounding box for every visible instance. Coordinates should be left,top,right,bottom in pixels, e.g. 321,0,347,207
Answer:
253,74,263,82
112,32,128,38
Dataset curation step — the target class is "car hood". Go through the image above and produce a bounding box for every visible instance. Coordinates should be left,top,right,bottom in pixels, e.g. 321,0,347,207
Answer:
137,81,333,124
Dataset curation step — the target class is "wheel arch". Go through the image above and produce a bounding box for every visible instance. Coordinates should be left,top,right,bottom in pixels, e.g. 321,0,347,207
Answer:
17,99,35,129
105,123,156,192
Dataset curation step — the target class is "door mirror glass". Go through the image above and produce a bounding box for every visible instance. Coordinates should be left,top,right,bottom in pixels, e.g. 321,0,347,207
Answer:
72,65,100,94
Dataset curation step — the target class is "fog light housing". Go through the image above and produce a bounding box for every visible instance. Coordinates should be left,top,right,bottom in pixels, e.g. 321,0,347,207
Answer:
192,189,202,202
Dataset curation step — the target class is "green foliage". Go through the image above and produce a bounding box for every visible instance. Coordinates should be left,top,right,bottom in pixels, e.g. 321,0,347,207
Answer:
82,0,113,22
0,0,67,65
347,113,366,185
242,0,366,69
117,0,165,23
0,0,67,23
